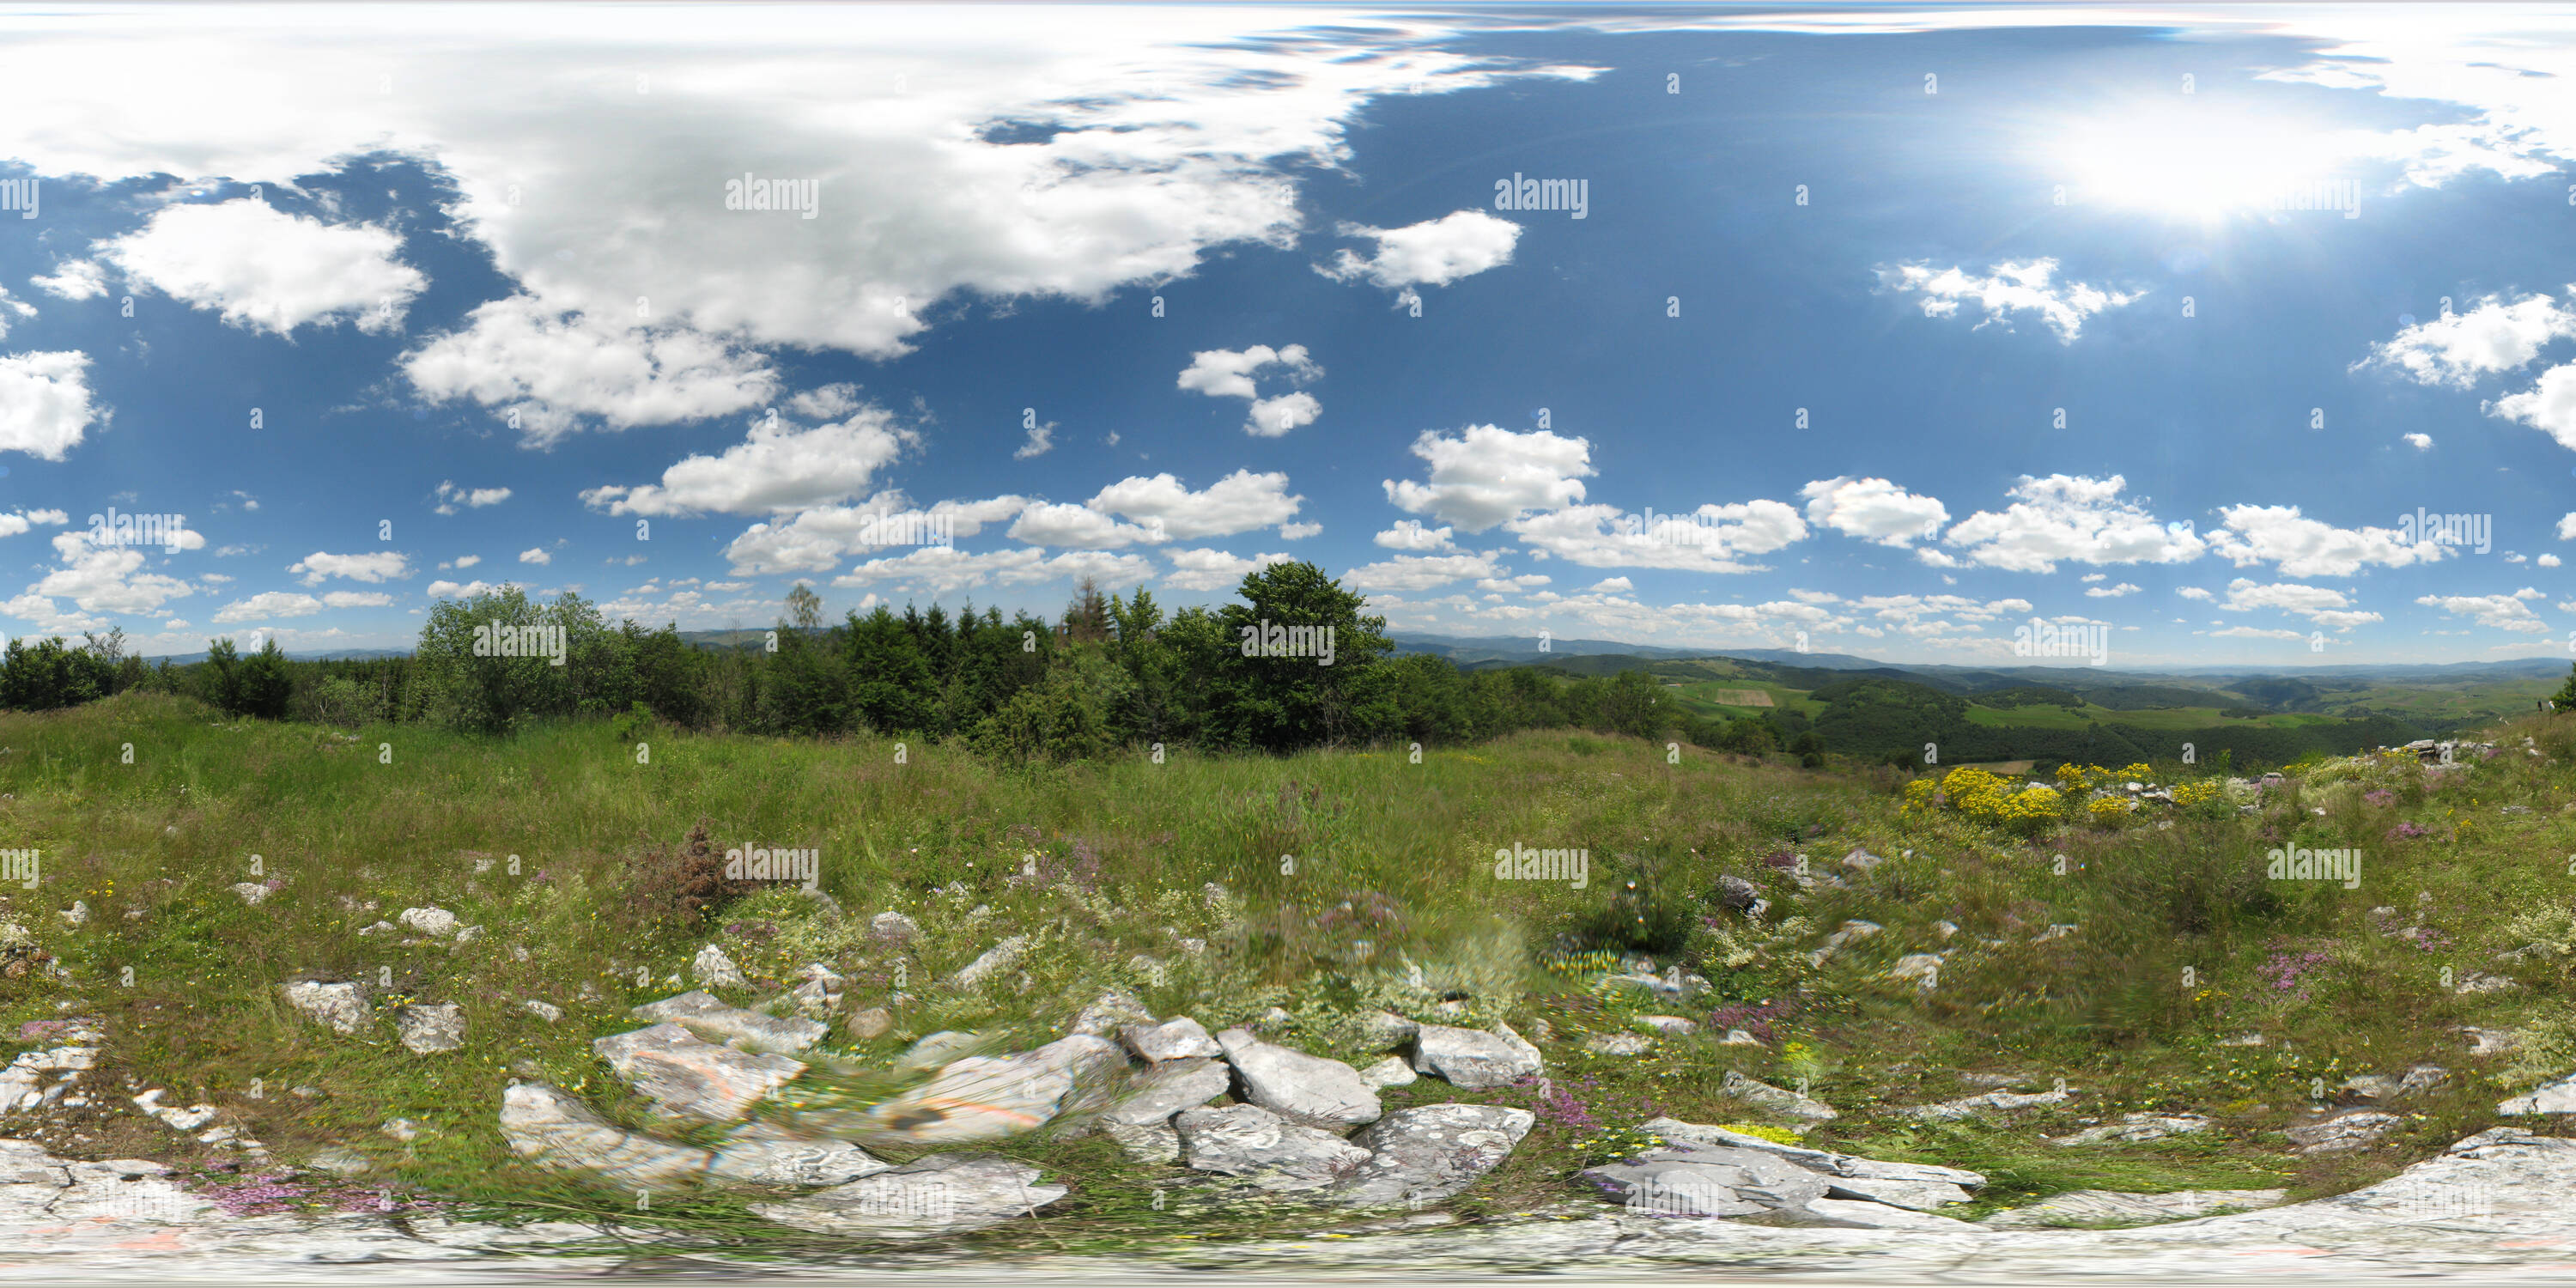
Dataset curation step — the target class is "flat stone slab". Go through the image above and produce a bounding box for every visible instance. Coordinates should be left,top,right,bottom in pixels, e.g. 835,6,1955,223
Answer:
749,1153,1066,1238
1333,1103,1534,1208
629,990,827,1054
592,1022,806,1124
1097,1057,1231,1163
397,1003,465,1054
1218,1029,1380,1128
1176,1103,1371,1194
499,1082,713,1187
1120,1016,1223,1063
1983,1188,2289,1228
282,981,369,1036
2050,1112,2215,1145
708,1122,890,1187
1822,1176,1975,1211
1900,1088,2069,1121
1411,1023,1542,1090
2289,1109,2401,1155
2498,1071,2576,1115
864,1035,1126,1144
1721,1071,1838,1124
1638,1118,1982,1187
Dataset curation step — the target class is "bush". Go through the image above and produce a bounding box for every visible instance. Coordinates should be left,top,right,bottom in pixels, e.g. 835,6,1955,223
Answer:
625,819,755,931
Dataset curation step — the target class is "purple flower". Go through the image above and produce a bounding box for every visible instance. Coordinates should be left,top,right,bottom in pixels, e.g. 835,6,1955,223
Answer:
2363,790,2394,807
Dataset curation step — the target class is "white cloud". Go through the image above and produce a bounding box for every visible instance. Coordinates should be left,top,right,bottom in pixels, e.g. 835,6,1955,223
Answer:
2416,588,2549,634
1315,210,1520,289
0,351,103,460
2207,505,2448,577
1277,520,1321,540
424,579,508,599
440,555,483,570
1008,501,1162,550
518,547,551,565
1083,469,1303,540
216,591,325,623
1176,345,1321,436
2218,578,2380,629
720,494,1028,574
432,481,511,514
2084,582,2141,598
21,531,194,617
289,550,412,586
1589,576,1633,592
2492,361,2576,451
405,297,781,445
1800,476,1948,546
1508,501,1806,572
2403,433,2433,450
1383,425,1591,533
580,404,913,516
96,199,425,334
321,591,392,608
1013,421,1054,459
2543,553,2564,568
829,546,1153,597
2362,293,2576,388
2210,625,2305,641
0,510,70,539
1373,520,1457,552
2177,586,2214,601
1936,475,2203,573
1342,551,1504,592
1163,547,1294,592
30,259,106,301
2561,513,2576,542
1880,258,2141,343
0,286,34,342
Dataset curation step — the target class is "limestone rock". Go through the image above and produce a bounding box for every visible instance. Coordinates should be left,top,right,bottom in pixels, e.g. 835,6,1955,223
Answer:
630,990,827,1054
1095,1056,1231,1163
592,1022,805,1123
396,1003,465,1054
1176,1103,1370,1193
2496,1072,2576,1115
1722,1071,1838,1124
2288,1109,2401,1155
1332,1103,1534,1208
1983,1188,2288,1228
1121,1016,1222,1063
847,1007,893,1041
708,1121,890,1187
949,937,1029,989
282,981,369,1036
1218,1028,1381,1128
1410,1023,1542,1090
1638,1118,1982,1188
1635,1015,1698,1036
1901,1088,2069,1122
499,1082,713,1187
1579,1140,1832,1216
1357,1055,1418,1088
521,999,564,1023
863,1035,1125,1143
870,911,920,941
1584,1032,1652,1056
750,1153,1066,1238
1070,989,1153,1037
2051,1113,2214,1145
691,945,748,988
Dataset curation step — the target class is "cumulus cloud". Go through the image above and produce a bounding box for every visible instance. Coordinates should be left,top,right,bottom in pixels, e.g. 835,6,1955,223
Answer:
1176,345,1321,437
96,199,425,334
1373,520,1457,552
2084,581,2141,598
580,404,914,516
321,591,392,608
1880,258,2141,343
1935,475,2203,573
405,297,781,446
720,495,1028,574
1383,425,1591,533
1315,210,1520,289
2218,578,2380,629
2416,588,2549,634
1508,501,1807,572
1163,547,1295,592
2206,505,2449,577
518,547,551,565
30,259,106,301
829,546,1153,597
0,351,104,460
1081,470,1303,541
433,481,511,514
2361,293,2576,388
215,591,325,623
1342,551,1505,592
289,550,412,586
425,579,504,599
1800,476,1948,546
0,509,70,539
0,286,33,342
2492,362,2576,450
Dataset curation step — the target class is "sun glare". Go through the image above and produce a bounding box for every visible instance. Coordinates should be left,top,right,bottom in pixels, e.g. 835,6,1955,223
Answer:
2057,107,2355,222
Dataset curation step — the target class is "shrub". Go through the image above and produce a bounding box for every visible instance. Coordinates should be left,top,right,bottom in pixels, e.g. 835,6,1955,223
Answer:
625,819,755,931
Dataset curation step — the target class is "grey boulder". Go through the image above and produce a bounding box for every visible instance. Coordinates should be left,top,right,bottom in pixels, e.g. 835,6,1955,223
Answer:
1217,1029,1380,1127
630,990,827,1054
499,1082,712,1187
1409,1023,1541,1090
750,1153,1066,1238
592,1022,806,1124
1175,1103,1370,1194
1332,1103,1534,1208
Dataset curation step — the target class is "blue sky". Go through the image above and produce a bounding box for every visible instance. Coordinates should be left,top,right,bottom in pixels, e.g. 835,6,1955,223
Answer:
0,3,2573,666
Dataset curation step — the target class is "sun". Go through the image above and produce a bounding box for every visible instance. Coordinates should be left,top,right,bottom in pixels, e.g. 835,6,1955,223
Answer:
2055,105,2355,222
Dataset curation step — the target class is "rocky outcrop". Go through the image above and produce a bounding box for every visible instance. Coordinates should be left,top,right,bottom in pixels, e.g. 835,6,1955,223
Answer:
1983,1188,2287,1228
1409,1023,1541,1090
282,981,369,1036
863,1035,1125,1143
708,1121,890,1187
592,1023,805,1124
396,1003,465,1054
2050,1113,2212,1145
1094,1057,1230,1163
1120,1017,1222,1063
630,990,827,1054
1176,1103,1370,1193
1331,1104,1533,1208
499,1082,713,1187
1721,1071,1838,1124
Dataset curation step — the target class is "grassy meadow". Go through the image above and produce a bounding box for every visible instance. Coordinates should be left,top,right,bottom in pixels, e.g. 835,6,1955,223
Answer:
1,689,2573,1250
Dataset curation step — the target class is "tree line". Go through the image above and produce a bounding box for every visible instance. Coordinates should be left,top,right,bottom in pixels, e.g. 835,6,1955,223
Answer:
0,563,1809,762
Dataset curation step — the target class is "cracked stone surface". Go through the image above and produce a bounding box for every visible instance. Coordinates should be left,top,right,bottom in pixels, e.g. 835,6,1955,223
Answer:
862,1035,1126,1144
1119,1016,1222,1063
1093,1057,1230,1163
630,990,827,1054
1218,1029,1381,1128
281,981,369,1036
750,1153,1067,1238
1409,1023,1542,1090
2050,1113,2215,1145
1176,1103,1370,1193
1983,1188,2289,1228
497,1082,713,1187
1331,1103,1533,1208
395,1003,465,1054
